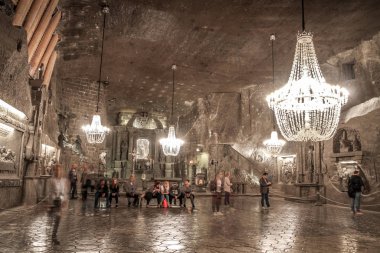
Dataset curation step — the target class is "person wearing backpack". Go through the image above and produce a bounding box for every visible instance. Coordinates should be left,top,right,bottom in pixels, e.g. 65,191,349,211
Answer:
348,170,364,215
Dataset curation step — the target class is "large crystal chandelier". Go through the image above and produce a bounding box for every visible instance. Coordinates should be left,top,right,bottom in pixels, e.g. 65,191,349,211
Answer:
159,65,184,156
266,0,348,142
264,34,285,156
82,6,110,144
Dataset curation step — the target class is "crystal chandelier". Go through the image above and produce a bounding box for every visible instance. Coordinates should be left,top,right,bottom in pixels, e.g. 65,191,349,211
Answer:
264,34,285,156
266,0,348,142
82,5,110,144
159,65,184,156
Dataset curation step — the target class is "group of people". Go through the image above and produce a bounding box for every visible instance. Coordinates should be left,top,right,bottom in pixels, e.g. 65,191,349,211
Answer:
67,163,366,216
90,175,196,209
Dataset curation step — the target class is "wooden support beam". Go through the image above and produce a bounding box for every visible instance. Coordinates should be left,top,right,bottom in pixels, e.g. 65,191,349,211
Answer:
30,33,59,77
26,0,49,43
29,10,61,72
12,0,34,27
43,50,57,87
24,0,44,33
27,0,58,61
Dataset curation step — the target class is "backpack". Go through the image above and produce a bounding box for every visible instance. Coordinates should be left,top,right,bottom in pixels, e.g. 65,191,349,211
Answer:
347,178,356,198
209,180,216,192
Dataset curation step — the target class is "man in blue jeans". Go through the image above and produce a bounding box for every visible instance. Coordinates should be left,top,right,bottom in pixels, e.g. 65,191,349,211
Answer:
348,170,364,215
260,172,272,209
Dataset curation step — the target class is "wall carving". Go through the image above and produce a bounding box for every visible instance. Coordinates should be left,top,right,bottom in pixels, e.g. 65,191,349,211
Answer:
0,146,16,163
279,156,297,184
333,128,361,153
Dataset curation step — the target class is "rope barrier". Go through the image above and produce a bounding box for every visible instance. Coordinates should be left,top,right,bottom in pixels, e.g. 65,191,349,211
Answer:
326,177,380,198
318,193,380,207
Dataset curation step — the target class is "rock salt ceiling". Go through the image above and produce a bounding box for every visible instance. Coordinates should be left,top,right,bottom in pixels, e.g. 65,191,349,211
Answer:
59,0,380,119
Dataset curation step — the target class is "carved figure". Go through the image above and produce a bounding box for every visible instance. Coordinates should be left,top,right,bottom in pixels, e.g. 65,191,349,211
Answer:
339,130,352,153
120,140,128,160
99,152,107,166
0,147,16,162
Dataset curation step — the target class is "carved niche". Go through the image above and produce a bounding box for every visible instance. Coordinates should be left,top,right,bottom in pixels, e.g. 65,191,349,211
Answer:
333,128,361,153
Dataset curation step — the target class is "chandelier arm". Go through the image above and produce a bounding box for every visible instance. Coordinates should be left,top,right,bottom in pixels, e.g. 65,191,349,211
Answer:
96,7,107,113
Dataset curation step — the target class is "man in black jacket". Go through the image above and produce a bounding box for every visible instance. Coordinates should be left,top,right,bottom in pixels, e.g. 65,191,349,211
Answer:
348,170,364,215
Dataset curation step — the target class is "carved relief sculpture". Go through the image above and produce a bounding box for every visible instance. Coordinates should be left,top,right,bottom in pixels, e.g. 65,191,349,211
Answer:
333,128,361,153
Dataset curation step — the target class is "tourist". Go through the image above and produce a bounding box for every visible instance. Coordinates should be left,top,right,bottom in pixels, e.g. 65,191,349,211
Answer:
144,181,162,207
94,179,109,208
348,170,365,215
259,172,272,209
169,182,183,206
68,164,78,199
109,178,120,207
125,175,140,207
161,181,170,207
224,171,233,205
211,173,223,215
80,164,90,201
49,164,68,245
182,179,195,208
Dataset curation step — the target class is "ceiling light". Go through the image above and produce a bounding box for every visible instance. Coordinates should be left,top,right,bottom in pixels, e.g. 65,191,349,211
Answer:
82,5,110,144
263,34,286,156
159,65,184,156
266,0,348,142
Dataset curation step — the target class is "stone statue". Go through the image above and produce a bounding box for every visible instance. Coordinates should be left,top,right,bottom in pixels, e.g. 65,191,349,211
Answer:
339,130,352,153
99,152,107,166
307,145,314,183
72,135,83,155
120,140,128,160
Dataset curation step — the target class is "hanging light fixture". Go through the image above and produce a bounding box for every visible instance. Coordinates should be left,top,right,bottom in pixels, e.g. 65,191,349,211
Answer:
264,34,286,156
266,0,348,142
159,65,184,156
82,5,110,144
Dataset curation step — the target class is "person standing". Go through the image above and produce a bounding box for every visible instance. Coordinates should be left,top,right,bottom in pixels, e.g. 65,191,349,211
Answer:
68,164,78,199
224,172,233,205
211,172,223,215
260,172,272,209
348,170,364,215
80,165,89,201
49,164,69,245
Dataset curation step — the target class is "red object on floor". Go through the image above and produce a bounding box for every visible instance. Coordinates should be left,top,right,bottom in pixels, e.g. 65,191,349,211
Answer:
163,198,168,208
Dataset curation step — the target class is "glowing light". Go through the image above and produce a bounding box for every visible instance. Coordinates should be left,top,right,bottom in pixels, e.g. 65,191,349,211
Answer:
159,126,184,156
82,115,110,144
267,32,348,141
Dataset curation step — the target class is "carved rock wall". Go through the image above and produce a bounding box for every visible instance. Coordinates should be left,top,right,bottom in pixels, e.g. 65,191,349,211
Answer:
57,77,109,167
324,106,380,211
0,6,29,209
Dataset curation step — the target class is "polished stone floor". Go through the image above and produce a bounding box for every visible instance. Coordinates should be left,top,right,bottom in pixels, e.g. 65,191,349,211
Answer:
0,196,379,253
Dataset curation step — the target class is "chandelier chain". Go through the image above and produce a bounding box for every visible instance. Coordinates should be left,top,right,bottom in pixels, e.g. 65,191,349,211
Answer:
270,34,276,131
301,0,305,31
171,65,176,124
96,6,108,113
